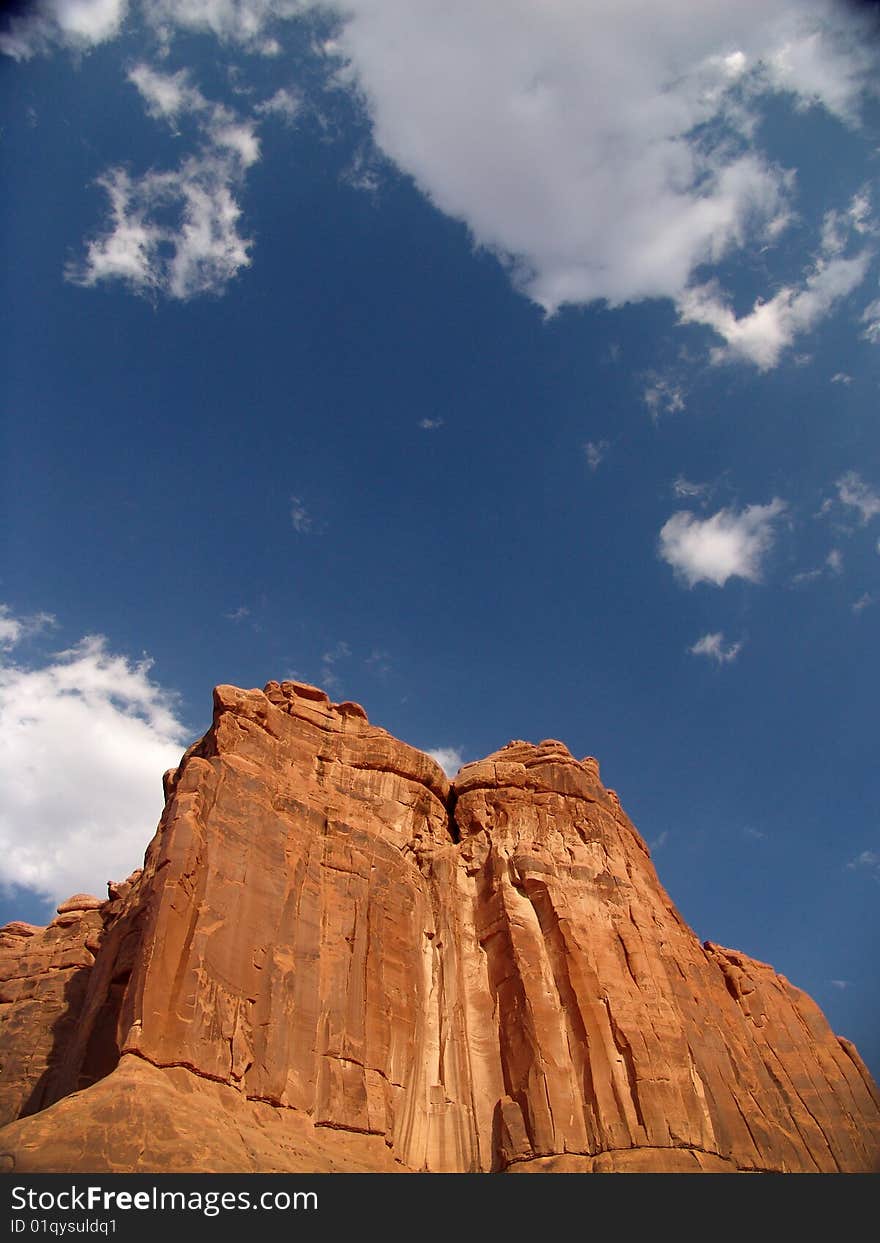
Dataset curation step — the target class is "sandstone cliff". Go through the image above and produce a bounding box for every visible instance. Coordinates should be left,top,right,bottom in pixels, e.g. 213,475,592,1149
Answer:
1,680,877,1173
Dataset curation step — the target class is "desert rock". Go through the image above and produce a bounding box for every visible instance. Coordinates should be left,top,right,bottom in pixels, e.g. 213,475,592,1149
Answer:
1,680,877,1173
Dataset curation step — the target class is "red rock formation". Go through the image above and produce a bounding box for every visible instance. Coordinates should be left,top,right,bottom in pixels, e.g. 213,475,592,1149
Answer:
0,680,877,1173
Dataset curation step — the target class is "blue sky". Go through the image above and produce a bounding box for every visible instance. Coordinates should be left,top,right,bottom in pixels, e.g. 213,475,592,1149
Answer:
1,1,879,1076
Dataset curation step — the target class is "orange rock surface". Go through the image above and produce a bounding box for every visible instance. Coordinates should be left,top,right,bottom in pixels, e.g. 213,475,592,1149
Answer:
1,680,877,1173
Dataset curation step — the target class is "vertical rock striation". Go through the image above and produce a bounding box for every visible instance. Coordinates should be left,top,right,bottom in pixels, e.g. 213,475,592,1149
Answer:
1,681,877,1172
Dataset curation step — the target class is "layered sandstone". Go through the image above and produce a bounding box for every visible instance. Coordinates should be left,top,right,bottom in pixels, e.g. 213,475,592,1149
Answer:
1,680,877,1173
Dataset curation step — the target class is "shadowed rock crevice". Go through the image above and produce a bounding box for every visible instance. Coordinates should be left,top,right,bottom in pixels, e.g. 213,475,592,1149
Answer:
0,680,878,1173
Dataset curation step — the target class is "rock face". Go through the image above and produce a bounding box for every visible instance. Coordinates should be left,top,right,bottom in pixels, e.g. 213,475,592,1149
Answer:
1,680,878,1173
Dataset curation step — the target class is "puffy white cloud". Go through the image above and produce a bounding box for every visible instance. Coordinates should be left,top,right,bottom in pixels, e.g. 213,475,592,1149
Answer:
837,471,880,524
659,498,786,587
678,252,871,370
583,440,608,471
0,618,188,907
689,631,743,663
427,747,463,778
0,0,127,60
308,1,878,315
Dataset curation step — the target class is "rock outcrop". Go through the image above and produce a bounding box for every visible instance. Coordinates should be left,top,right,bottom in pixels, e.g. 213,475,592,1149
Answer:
1,680,877,1173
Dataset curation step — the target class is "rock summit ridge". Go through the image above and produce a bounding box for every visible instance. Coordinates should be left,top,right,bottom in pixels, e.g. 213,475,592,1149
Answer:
1,679,877,1173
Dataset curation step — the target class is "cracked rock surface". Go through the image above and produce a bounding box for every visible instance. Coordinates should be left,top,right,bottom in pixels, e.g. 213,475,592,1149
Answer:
1,681,878,1173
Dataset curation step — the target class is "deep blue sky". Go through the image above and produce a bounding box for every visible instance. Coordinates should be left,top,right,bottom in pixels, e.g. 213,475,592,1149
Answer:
1,1,879,1076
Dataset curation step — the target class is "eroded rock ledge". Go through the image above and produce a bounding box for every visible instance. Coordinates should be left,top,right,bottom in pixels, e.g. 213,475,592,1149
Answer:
1,680,878,1173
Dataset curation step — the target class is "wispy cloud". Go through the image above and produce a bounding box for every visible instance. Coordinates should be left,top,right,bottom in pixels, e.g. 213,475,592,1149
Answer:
689,632,743,664
0,604,55,650
862,299,880,344
365,648,392,677
659,499,785,587
672,476,711,501
225,605,251,622
290,495,313,533
67,66,259,300
852,592,873,614
255,87,301,125
320,640,351,693
419,417,444,431
836,472,880,525
847,849,880,881
678,251,871,370
583,439,609,471
643,376,685,420
830,372,852,385
649,830,669,851
829,979,850,990
743,826,766,841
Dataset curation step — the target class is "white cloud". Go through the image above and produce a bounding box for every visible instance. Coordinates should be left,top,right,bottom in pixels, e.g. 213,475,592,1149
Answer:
0,623,188,906
829,979,849,990
837,471,880,524
255,87,301,124
0,605,55,650
128,63,208,122
427,747,463,778
862,299,880,344
689,631,743,663
677,252,871,369
847,849,880,880
68,66,259,300
643,376,686,420
660,498,785,587
308,1,878,314
144,0,301,51
290,495,313,532
584,439,608,471
672,476,710,501
792,546,843,585
68,155,253,299
0,0,127,60
419,417,444,431
852,592,872,614
830,372,852,385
